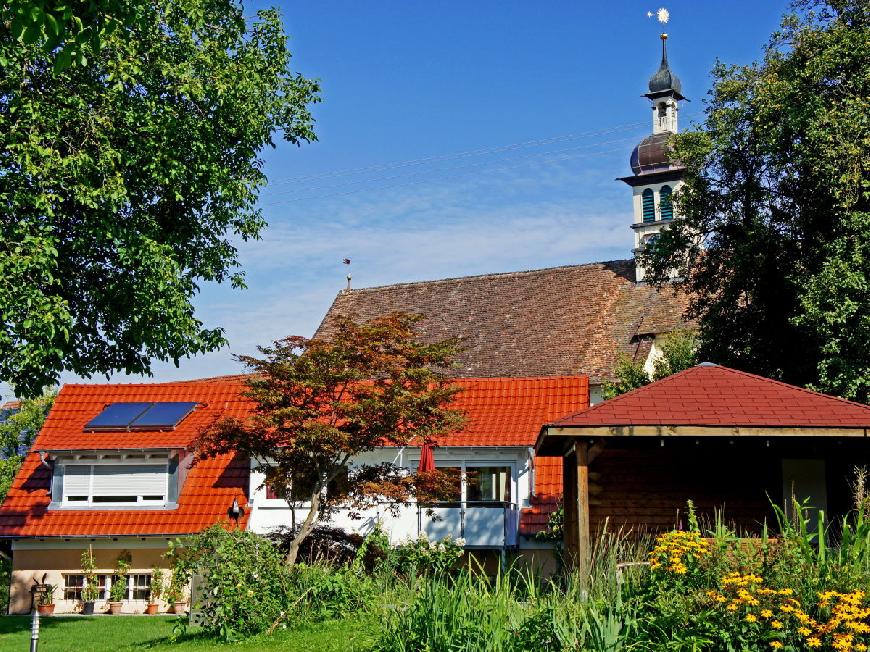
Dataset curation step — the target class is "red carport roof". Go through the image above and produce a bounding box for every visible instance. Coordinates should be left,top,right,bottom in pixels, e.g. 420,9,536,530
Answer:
548,364,870,429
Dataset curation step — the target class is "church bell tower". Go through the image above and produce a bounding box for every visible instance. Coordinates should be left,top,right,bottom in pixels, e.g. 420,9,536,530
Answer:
619,33,687,282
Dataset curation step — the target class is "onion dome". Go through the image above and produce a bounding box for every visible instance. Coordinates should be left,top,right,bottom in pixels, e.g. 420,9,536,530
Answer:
647,34,683,98
630,133,673,175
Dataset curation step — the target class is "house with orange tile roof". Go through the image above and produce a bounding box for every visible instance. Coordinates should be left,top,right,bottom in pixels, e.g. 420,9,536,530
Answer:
0,374,588,614
0,379,253,614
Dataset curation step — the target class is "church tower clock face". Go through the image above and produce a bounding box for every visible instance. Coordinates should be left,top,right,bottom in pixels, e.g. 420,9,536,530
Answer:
619,33,687,282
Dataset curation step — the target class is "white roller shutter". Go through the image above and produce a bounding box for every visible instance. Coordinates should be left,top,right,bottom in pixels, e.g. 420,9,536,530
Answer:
92,464,166,498
63,465,90,498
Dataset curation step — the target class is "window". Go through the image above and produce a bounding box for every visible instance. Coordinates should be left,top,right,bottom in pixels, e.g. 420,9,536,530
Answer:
130,574,151,601
63,574,84,600
466,466,512,504
658,102,667,118
95,574,110,600
61,463,167,505
660,185,673,220
642,189,655,223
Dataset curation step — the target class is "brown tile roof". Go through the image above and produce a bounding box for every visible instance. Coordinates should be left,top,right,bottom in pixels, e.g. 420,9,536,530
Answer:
316,260,690,383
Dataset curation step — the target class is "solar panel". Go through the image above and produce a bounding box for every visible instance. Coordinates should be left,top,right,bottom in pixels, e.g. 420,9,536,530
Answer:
84,403,151,431
128,402,198,430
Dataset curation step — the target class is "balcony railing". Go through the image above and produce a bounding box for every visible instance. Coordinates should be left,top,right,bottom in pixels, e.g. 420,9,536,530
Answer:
416,501,519,548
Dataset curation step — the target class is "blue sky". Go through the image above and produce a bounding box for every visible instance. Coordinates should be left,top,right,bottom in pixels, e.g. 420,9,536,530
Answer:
52,1,791,391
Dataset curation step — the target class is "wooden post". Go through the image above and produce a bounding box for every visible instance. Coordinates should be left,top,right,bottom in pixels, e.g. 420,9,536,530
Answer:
576,441,591,586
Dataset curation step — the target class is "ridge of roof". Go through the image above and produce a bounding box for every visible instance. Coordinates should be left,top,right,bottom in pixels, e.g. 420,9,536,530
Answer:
699,364,870,413
342,259,633,294
59,376,249,389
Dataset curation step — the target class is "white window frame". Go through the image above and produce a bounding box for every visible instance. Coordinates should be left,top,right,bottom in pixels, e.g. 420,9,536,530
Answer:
61,457,169,507
408,459,516,505
129,573,152,601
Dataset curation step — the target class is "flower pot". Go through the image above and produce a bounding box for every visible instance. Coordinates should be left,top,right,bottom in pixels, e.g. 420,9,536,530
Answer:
145,603,159,615
108,601,124,615
172,601,187,615
37,604,55,616
82,601,95,615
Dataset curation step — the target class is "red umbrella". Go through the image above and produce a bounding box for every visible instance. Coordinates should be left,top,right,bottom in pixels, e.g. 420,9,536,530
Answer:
417,442,435,473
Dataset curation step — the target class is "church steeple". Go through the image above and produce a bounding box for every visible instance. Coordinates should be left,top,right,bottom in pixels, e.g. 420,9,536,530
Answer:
646,34,683,134
617,33,687,282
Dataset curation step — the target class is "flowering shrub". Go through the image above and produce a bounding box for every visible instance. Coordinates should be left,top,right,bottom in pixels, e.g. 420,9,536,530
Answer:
646,555,870,651
648,530,711,576
392,534,465,576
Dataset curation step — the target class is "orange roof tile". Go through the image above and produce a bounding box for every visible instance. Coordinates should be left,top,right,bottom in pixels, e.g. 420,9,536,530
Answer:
0,375,587,538
549,364,870,429
0,380,253,538
519,456,563,536
436,376,588,447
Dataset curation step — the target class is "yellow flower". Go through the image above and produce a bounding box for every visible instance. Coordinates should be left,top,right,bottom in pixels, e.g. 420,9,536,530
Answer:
746,614,758,623
771,620,783,629
726,603,738,612
770,642,783,649
760,609,773,618
798,627,812,636
807,638,821,648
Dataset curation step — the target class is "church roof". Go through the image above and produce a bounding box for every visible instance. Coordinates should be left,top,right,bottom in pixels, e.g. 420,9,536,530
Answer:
315,260,691,383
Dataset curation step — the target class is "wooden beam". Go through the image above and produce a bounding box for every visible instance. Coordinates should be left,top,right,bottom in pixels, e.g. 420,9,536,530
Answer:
562,447,578,564
576,441,591,586
542,425,870,440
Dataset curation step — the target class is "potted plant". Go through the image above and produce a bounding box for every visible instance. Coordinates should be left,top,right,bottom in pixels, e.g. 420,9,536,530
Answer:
80,548,99,615
108,551,131,615
37,584,56,616
145,567,164,615
165,574,186,615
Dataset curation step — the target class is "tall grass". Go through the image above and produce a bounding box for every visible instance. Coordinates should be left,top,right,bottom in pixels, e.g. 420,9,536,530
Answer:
375,527,646,652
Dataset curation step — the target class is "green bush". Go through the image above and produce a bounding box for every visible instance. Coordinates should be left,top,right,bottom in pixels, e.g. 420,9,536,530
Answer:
390,533,464,576
288,563,376,620
168,526,290,641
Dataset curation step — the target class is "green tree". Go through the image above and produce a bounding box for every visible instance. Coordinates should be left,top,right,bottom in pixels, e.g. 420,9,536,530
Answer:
639,0,869,401
0,390,55,501
5,1,143,71
0,1,319,397
194,313,464,566
602,330,698,400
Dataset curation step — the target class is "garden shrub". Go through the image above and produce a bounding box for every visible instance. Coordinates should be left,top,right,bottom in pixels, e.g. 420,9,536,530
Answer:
168,525,290,641
288,563,376,620
390,533,465,576
267,524,388,569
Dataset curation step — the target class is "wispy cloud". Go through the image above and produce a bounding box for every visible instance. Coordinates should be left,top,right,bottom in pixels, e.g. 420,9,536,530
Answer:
26,145,637,391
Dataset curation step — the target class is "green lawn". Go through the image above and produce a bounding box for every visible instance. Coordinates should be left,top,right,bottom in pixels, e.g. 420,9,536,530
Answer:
0,615,378,652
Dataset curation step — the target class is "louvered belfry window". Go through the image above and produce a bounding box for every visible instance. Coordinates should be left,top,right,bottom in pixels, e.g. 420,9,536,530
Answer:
660,185,674,220
642,188,655,223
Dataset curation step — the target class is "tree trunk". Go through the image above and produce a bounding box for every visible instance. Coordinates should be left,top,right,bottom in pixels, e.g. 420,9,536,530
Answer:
285,490,321,566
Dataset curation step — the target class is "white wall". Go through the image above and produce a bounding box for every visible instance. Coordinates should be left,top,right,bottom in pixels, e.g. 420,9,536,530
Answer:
247,446,536,549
